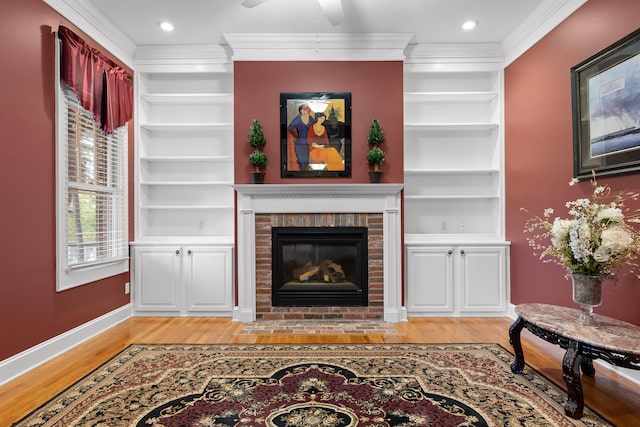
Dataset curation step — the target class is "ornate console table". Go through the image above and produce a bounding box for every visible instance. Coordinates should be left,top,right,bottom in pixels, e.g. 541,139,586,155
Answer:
509,303,640,419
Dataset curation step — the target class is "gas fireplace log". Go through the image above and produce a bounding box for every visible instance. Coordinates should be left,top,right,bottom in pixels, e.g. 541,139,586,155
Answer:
298,266,321,281
319,263,331,282
325,260,346,282
296,259,346,283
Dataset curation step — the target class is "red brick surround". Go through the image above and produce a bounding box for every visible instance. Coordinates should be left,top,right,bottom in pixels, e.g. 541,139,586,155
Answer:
255,213,384,320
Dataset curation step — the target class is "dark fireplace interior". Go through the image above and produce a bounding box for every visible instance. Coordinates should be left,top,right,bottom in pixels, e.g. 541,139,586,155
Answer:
272,227,368,307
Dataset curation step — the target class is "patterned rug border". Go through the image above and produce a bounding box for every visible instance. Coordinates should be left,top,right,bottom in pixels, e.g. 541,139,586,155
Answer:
13,343,614,427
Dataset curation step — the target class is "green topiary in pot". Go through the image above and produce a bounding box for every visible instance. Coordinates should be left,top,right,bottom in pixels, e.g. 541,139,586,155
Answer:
366,118,385,183
248,119,267,183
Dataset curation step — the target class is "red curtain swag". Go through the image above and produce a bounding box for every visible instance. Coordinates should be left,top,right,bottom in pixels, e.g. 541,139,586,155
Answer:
58,26,133,133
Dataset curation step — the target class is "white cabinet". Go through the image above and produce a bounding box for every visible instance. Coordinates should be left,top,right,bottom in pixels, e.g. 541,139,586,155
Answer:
135,68,234,243
403,66,503,241
405,245,508,316
403,63,509,317
132,245,233,316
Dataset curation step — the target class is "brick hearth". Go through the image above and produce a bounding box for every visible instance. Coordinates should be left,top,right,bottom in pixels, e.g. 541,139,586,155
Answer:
256,213,384,320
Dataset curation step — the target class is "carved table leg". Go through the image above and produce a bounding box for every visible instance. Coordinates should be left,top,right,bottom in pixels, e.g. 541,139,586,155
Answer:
562,341,584,419
581,357,595,377
509,316,526,374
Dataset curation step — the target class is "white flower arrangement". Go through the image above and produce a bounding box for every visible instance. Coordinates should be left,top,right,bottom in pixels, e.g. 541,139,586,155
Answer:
522,173,640,279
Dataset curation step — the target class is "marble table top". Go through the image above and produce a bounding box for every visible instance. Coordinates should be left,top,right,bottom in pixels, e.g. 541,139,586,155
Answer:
515,303,640,355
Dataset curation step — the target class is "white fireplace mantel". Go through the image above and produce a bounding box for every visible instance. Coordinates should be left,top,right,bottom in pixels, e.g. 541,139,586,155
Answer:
233,184,406,323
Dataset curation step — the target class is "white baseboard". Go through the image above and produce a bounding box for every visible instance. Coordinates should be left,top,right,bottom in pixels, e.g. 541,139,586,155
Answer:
0,304,132,386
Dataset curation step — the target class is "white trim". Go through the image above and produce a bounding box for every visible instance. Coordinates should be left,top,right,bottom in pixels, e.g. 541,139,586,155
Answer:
404,43,504,65
233,184,404,322
43,0,135,67
223,33,413,61
0,304,132,386
134,44,232,68
502,0,588,66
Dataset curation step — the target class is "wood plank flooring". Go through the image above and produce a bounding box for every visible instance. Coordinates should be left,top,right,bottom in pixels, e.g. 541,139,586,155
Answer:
1,317,638,426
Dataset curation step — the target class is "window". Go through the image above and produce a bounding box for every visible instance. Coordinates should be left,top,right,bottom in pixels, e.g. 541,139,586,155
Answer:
55,39,129,291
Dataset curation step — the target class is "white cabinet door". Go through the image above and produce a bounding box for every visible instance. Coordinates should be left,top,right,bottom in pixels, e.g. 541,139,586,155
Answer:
405,246,454,314
184,246,233,312
405,244,508,316
457,246,507,313
133,246,182,312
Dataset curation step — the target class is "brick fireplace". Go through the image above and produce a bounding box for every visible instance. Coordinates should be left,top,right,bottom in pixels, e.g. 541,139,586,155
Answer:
234,184,405,322
259,214,380,320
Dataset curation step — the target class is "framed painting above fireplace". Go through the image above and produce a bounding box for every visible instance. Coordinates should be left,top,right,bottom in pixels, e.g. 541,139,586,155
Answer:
280,92,352,177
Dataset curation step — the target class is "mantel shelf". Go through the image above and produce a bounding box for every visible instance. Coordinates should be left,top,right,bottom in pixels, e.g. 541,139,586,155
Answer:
234,183,404,197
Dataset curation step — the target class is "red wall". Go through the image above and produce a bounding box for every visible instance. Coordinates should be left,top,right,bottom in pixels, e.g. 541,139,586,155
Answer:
505,0,640,325
233,61,404,184
0,0,133,360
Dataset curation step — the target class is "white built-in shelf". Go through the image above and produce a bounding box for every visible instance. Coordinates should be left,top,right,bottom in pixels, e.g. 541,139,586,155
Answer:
140,181,233,186
404,195,499,200
140,156,233,162
404,123,499,131
140,93,233,104
403,66,504,242
141,205,234,210
140,123,233,131
135,69,234,242
404,91,498,102
404,169,499,175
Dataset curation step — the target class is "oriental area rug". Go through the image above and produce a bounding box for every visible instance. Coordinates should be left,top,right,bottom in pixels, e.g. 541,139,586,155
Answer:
13,344,612,427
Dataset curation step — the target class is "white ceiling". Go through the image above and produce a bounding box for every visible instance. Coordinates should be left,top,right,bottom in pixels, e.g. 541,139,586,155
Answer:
86,0,546,47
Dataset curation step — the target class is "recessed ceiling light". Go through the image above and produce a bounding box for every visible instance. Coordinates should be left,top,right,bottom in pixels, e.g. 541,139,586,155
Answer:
158,21,174,32
462,20,477,31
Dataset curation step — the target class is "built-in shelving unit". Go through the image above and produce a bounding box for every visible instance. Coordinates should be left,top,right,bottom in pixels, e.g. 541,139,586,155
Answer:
135,68,234,243
131,63,235,317
403,63,509,316
403,66,503,243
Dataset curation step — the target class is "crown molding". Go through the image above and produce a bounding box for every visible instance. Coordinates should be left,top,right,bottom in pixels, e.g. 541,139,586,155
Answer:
404,43,504,66
134,44,232,71
502,0,588,66
223,33,414,61
43,0,136,68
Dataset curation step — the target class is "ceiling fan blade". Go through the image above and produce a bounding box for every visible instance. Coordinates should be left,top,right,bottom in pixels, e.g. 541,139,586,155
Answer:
317,0,344,25
241,0,269,8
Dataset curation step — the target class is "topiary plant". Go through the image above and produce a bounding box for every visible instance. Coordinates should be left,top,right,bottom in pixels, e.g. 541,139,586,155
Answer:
249,150,267,172
248,119,266,148
366,118,385,174
367,118,384,146
366,146,386,171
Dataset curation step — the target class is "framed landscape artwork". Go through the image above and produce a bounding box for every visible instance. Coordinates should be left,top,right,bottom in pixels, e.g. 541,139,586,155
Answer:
572,28,640,179
280,92,352,178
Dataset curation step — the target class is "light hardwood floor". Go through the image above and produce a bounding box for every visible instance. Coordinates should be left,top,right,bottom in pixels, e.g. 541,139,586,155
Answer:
1,317,638,426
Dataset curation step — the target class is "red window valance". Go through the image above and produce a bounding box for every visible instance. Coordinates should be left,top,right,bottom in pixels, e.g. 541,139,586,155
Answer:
58,26,133,133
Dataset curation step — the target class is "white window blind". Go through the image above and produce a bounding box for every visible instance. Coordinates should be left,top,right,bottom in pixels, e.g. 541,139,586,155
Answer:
55,35,129,291
64,89,128,268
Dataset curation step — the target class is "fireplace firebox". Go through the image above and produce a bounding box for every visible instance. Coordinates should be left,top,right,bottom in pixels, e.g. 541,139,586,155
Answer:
272,227,368,307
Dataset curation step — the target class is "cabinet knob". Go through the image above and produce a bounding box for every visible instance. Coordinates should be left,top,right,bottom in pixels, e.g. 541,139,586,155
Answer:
187,249,192,255
447,250,453,255
176,249,180,255
460,249,465,255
